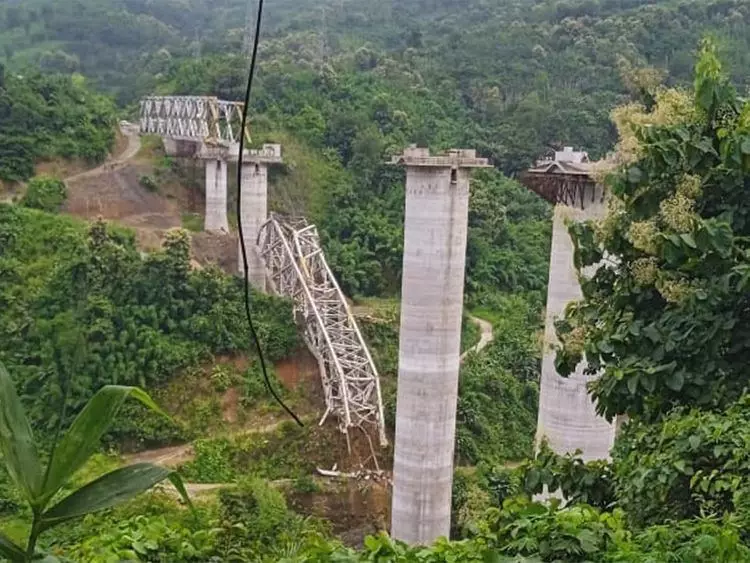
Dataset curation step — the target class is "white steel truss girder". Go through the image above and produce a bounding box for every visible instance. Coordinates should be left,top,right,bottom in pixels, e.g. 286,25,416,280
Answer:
139,96,250,146
257,216,387,446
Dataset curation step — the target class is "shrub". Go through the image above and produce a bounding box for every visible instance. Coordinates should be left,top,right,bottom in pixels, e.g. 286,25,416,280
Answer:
215,478,327,560
613,396,750,527
181,212,203,232
21,176,67,212
292,474,321,494
486,498,625,562
522,442,616,511
139,174,159,192
180,438,236,483
608,516,750,562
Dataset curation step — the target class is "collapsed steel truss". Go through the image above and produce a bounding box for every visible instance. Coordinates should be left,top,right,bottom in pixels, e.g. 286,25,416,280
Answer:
139,96,250,146
257,215,387,447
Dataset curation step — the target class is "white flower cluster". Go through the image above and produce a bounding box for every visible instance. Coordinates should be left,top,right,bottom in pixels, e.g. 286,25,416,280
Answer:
630,257,659,286
610,88,696,165
656,278,691,304
628,220,660,255
660,193,696,233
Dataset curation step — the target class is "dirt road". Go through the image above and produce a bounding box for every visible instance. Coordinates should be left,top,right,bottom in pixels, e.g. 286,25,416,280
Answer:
460,315,494,361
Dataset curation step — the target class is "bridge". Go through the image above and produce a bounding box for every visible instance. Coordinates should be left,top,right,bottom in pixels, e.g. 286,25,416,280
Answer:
139,96,250,147
258,216,387,447
138,95,388,449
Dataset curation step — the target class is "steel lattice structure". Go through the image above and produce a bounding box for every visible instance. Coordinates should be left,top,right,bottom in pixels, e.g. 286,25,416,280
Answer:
139,96,250,145
258,215,387,447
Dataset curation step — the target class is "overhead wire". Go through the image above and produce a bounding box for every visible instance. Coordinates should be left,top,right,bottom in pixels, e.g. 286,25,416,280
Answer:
236,0,304,427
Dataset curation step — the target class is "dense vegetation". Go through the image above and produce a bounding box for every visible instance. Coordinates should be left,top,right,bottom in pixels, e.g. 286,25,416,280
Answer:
3,0,750,166
0,70,115,182
520,40,750,558
1,0,750,559
0,205,298,444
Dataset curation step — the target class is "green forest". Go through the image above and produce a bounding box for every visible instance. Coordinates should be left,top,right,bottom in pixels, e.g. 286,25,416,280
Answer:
0,0,749,560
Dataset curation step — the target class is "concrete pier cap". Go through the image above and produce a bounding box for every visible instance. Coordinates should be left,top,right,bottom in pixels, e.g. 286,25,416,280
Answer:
199,142,283,164
389,145,490,546
389,144,491,169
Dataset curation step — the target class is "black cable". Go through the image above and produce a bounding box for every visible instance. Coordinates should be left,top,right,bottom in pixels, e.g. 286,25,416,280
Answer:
236,0,303,427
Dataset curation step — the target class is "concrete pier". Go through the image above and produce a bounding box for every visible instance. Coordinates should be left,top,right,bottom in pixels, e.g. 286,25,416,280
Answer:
390,147,490,545
536,184,617,461
237,144,282,289
204,159,229,232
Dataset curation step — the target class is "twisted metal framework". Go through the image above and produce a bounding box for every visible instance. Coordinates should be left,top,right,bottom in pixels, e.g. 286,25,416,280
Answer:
257,215,387,447
139,96,250,145
519,170,600,209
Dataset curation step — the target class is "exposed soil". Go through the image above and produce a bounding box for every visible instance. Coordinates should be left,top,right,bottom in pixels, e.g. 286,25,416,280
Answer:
275,346,322,392
62,126,239,270
125,443,195,468
36,158,91,180
65,161,181,224
222,387,241,424
191,230,238,272
286,479,391,548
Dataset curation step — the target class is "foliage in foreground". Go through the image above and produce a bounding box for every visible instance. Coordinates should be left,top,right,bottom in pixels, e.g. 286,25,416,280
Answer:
520,41,750,557
555,39,750,423
0,363,188,562
24,488,750,562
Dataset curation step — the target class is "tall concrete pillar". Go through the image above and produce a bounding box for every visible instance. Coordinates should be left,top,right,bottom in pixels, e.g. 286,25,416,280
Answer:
236,144,282,290
204,158,229,232
536,183,617,461
239,162,267,290
390,147,490,545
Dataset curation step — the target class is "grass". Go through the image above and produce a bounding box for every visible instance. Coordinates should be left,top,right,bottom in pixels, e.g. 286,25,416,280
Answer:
461,313,482,353
181,212,203,232
136,135,165,160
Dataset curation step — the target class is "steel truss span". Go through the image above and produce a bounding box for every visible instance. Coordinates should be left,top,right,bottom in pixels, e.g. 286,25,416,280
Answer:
139,96,250,145
258,215,387,447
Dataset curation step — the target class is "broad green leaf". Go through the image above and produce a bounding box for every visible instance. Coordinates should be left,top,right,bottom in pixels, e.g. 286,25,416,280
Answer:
680,233,697,249
626,375,639,395
40,463,188,531
577,529,600,553
640,375,656,393
525,467,540,491
0,530,25,562
665,370,685,392
674,460,688,474
643,325,660,343
41,386,167,506
0,363,43,502
167,472,191,507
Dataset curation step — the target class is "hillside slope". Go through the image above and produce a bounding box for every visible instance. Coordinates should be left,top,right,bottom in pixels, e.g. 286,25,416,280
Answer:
2,0,749,169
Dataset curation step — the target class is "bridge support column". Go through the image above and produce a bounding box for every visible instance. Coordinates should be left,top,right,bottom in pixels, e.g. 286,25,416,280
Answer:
239,162,268,290
237,144,283,291
390,147,489,545
205,159,229,232
536,186,617,462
